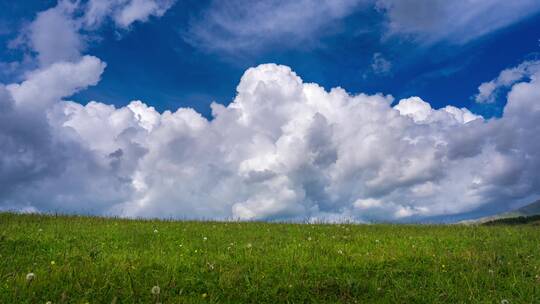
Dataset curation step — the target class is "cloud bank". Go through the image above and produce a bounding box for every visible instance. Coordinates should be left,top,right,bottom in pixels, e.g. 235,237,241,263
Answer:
1,56,540,222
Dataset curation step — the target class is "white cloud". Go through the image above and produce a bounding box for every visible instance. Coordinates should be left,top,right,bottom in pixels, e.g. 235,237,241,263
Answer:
376,0,540,44
2,59,540,222
13,0,175,69
370,53,392,75
475,60,540,103
84,0,176,29
185,0,540,54
7,56,106,109
184,0,364,53
27,1,83,66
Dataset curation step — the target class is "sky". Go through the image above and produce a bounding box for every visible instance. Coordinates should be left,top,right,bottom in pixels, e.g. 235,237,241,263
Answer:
0,0,540,223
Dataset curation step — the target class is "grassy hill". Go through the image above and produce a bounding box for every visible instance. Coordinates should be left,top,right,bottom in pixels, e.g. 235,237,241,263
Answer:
516,200,540,216
460,199,540,225
1,213,540,303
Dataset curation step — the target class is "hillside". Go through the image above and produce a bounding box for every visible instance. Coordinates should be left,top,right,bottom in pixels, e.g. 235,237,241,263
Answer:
460,199,540,224
1,213,540,303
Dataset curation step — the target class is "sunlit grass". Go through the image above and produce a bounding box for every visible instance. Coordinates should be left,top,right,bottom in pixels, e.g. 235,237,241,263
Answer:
1,213,539,303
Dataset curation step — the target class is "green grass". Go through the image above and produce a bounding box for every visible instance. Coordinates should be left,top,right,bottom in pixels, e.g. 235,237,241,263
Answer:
1,213,539,303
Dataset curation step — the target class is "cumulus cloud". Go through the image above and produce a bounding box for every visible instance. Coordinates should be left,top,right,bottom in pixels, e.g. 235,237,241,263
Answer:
13,0,175,68
475,60,540,103
26,1,83,66
2,57,540,222
376,0,540,44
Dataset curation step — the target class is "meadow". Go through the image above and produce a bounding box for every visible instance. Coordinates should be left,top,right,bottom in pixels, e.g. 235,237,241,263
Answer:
1,213,539,303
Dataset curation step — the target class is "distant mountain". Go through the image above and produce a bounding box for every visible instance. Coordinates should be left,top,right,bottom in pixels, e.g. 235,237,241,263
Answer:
515,199,540,216
459,199,540,225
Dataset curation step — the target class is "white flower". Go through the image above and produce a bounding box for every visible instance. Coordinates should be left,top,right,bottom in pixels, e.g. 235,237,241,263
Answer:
151,285,161,295
307,237,312,241
26,272,35,282
203,237,207,241
337,250,343,255
153,229,158,233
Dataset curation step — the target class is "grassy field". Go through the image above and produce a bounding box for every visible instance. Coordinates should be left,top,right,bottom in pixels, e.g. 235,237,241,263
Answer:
1,213,539,303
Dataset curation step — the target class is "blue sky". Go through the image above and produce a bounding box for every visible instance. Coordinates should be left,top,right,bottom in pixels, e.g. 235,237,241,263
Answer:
2,1,539,118
1,0,540,222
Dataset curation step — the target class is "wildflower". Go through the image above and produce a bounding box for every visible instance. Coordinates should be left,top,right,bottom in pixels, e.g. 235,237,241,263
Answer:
246,243,252,248
375,239,380,243
26,272,35,282
337,250,343,255
151,285,161,295
153,229,158,233
501,300,509,304
202,293,208,298
307,237,312,241
288,284,293,288
50,261,55,266
203,237,207,241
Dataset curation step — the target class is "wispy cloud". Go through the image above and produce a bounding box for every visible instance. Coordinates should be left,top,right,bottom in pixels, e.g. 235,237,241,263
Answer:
376,0,540,44
184,0,365,54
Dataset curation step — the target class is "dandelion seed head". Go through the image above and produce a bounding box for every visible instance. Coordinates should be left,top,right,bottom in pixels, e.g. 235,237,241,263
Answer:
26,272,35,282
151,285,161,295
